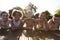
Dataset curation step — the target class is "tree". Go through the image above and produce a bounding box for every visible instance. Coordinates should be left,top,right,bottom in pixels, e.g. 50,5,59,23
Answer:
25,3,37,13
9,9,13,19
55,9,60,15
33,13,39,19
24,3,37,18
13,6,23,11
45,11,52,21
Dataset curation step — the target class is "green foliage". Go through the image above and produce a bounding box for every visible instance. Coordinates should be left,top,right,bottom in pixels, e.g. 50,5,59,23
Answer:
45,11,52,20
55,9,60,15
13,6,23,10
34,13,39,19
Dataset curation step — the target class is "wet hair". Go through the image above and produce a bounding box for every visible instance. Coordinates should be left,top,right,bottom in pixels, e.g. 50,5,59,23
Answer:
41,12,46,14
1,11,8,16
12,11,22,17
54,14,60,17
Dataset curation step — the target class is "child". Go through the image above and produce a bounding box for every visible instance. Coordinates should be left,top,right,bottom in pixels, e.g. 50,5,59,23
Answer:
11,9,23,40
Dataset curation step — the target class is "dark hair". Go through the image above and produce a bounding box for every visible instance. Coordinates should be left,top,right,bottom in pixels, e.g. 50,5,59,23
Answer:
13,11,22,17
41,12,46,15
1,11,8,16
54,14,60,17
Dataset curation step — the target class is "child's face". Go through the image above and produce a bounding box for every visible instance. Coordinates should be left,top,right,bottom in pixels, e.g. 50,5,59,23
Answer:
40,13,46,19
26,10,33,18
13,12,20,20
53,16,60,24
2,13,8,21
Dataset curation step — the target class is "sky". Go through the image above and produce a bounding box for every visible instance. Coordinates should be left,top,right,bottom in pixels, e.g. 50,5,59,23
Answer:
0,0,60,15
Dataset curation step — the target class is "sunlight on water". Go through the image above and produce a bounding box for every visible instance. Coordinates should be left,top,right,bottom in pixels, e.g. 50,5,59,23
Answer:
45,38,54,40
32,26,35,31
19,33,29,40
23,23,26,27
19,33,55,40
0,36,5,40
